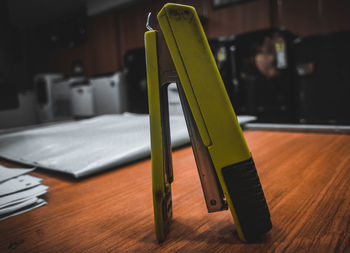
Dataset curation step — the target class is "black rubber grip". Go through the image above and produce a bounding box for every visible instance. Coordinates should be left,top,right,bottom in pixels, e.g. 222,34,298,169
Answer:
222,158,272,242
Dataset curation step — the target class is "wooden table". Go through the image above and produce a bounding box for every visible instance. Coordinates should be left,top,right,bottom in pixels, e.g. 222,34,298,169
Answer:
1,131,349,252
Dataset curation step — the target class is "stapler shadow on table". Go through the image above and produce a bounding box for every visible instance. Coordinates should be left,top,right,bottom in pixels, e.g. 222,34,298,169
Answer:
145,3,272,243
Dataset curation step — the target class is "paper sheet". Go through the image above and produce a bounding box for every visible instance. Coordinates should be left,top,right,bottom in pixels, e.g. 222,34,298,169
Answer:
0,165,35,183
0,184,49,208
0,198,47,221
0,175,42,197
0,165,48,220
0,197,39,215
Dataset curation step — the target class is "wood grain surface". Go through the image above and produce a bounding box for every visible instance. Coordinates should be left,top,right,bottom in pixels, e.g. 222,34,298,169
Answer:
0,131,350,252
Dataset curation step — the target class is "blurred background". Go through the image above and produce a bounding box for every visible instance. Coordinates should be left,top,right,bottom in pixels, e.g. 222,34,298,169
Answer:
1,0,350,129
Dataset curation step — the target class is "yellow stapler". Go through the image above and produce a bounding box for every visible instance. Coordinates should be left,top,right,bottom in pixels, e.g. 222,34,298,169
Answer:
145,3,272,243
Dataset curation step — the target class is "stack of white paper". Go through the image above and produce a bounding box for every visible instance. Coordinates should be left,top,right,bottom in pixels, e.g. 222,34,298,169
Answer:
0,165,48,221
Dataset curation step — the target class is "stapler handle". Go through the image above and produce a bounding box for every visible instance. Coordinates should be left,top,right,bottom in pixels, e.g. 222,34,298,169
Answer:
157,3,272,242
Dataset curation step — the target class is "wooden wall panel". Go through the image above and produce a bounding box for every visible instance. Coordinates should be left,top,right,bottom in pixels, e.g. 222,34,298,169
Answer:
116,3,157,65
116,0,207,67
207,0,271,39
54,42,88,75
320,0,350,33
52,0,272,73
88,12,121,74
54,11,121,76
275,0,323,36
274,0,350,36
49,0,350,75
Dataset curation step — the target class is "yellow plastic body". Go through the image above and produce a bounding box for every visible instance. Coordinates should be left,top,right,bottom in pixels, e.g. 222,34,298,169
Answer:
145,30,171,242
157,3,252,241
